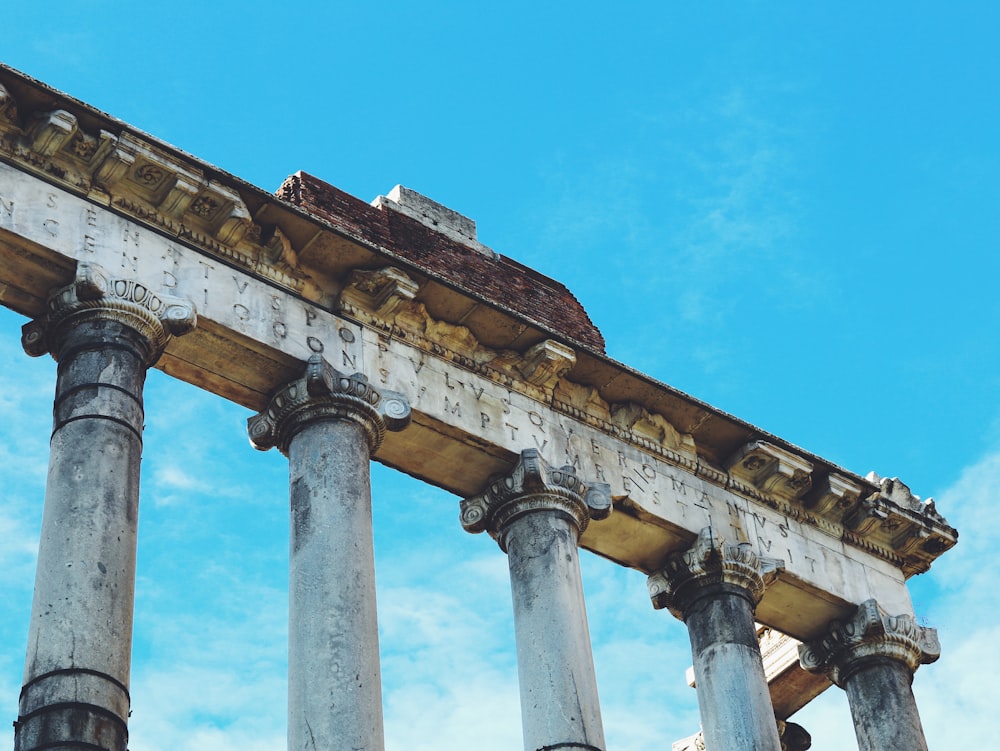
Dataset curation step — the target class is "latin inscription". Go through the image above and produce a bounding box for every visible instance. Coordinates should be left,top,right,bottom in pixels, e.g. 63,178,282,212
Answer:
0,162,904,611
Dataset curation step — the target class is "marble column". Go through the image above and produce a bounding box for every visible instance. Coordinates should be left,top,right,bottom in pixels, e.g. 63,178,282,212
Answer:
461,448,611,751
248,353,410,751
14,262,196,751
798,599,939,751
648,528,784,751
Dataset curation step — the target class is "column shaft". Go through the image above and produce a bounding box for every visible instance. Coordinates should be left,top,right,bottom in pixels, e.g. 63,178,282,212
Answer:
461,449,611,751
844,659,928,751
249,354,410,751
798,598,939,751
16,320,149,751
648,529,784,751
684,589,781,751
287,418,383,751
505,512,605,751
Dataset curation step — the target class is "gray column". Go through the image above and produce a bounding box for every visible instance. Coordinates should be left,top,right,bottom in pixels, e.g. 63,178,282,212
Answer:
461,448,611,751
648,527,784,751
248,354,410,751
14,262,195,751
798,599,939,751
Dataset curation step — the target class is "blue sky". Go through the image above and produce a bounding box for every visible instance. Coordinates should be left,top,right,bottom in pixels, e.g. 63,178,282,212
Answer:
1,2,997,749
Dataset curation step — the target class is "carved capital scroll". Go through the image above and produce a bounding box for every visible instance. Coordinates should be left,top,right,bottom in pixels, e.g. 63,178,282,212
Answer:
21,261,197,364
247,353,411,455
648,527,784,620
460,448,611,550
798,599,940,686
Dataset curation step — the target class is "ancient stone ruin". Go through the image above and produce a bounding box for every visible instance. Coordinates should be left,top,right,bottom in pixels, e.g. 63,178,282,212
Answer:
0,63,956,751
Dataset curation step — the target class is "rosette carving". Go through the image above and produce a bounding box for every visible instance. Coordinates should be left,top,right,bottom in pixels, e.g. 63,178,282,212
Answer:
21,262,196,364
460,448,611,550
247,354,411,455
797,599,940,686
647,527,784,620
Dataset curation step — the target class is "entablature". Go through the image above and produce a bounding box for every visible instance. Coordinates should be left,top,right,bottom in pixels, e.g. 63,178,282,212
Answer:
0,64,957,634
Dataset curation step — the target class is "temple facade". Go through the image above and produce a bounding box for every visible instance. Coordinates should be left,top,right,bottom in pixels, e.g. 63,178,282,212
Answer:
0,64,955,751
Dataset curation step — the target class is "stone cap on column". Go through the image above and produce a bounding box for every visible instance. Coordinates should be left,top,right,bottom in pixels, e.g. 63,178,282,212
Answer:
647,527,784,621
798,599,940,687
460,448,611,551
247,353,411,455
22,261,197,364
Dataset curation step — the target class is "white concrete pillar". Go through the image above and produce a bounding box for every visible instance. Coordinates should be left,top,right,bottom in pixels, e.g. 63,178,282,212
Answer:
14,263,195,751
248,354,410,751
461,448,611,751
798,599,938,751
648,527,784,751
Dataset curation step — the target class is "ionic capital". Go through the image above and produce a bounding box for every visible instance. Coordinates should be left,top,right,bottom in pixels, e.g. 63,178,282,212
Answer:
460,448,611,550
798,599,940,686
21,262,197,363
648,527,784,620
247,354,411,455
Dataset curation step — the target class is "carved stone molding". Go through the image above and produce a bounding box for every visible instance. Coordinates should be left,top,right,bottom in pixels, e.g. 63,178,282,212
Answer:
460,448,611,550
21,262,196,364
337,266,419,319
647,527,784,620
519,339,576,390
798,599,940,686
247,353,411,455
727,441,814,502
0,83,17,122
0,87,312,293
803,473,863,516
851,474,957,576
611,402,698,458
